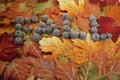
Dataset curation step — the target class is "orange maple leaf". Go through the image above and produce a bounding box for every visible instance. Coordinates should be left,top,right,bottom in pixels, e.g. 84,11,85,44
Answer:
106,5,120,25
75,1,100,32
40,34,118,65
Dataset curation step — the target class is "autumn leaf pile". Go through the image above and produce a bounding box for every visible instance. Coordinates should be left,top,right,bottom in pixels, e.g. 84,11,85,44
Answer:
0,0,120,80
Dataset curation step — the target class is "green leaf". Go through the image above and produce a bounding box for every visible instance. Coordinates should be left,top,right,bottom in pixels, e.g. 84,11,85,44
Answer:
108,75,120,80
88,75,107,80
79,62,98,80
30,0,55,15
58,54,70,63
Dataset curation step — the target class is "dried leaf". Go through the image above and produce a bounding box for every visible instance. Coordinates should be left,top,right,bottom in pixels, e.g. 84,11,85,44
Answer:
0,27,14,34
75,1,100,32
115,36,120,53
55,59,78,80
66,34,97,64
90,50,120,76
0,18,11,27
0,32,21,62
0,61,9,76
40,34,95,64
22,35,42,58
38,0,48,3
31,0,55,15
26,57,56,80
40,34,117,65
58,0,85,16
3,58,32,80
109,58,120,74
39,36,64,57
89,0,118,8
106,5,120,25
3,56,79,80
79,61,107,80
90,50,109,75
45,8,62,29
97,16,120,42
0,2,33,19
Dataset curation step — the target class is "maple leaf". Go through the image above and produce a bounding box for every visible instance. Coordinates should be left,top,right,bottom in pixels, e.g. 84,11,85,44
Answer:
40,34,117,65
15,0,24,3
0,61,9,76
30,0,55,15
38,0,48,2
58,0,85,16
115,36,120,54
75,1,100,32
0,18,11,27
89,0,118,8
0,2,33,19
39,36,64,57
90,50,120,78
90,50,109,75
0,32,21,62
45,8,63,29
25,57,56,80
0,27,14,34
22,35,42,58
3,56,79,80
39,34,92,64
55,59,78,80
3,58,33,80
79,61,107,80
97,16,120,42
66,34,97,64
106,5,120,25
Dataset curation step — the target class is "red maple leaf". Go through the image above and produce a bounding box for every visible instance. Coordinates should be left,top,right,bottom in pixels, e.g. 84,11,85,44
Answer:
89,0,118,8
97,16,120,42
0,32,21,62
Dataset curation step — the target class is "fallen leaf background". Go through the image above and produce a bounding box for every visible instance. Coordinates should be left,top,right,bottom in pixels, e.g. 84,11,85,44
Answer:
0,0,120,80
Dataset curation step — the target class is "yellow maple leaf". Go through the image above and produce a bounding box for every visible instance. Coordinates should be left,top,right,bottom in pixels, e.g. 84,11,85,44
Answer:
106,5,120,25
58,0,85,16
39,34,95,64
39,34,118,65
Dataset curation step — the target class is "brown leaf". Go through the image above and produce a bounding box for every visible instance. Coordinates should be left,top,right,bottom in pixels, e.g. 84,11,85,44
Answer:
26,57,56,80
90,50,109,75
3,58,32,80
90,50,120,77
22,35,42,58
0,61,9,76
55,59,78,80
3,56,79,80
